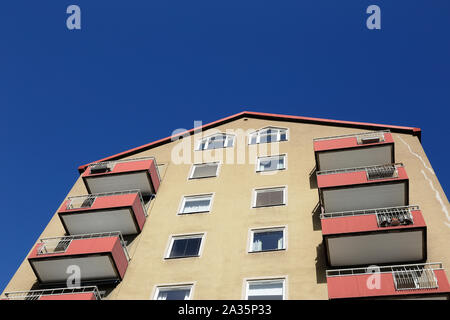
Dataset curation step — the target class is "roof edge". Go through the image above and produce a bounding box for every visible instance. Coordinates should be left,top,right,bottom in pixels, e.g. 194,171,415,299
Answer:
78,111,422,173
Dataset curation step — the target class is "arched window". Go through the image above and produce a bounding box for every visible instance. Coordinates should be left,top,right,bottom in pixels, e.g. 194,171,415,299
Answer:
196,133,235,150
249,127,288,145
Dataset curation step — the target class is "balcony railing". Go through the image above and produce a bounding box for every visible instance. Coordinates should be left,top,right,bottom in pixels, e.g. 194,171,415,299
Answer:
66,190,148,217
313,130,390,144
327,262,442,291
317,163,403,182
2,286,101,300
37,231,130,261
88,156,161,182
321,205,416,228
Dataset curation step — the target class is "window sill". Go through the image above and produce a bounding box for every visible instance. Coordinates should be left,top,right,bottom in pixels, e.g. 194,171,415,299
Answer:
248,248,286,254
252,204,286,209
164,255,201,260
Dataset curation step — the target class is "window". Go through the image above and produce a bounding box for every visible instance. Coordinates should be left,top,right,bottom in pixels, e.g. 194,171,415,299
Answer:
250,228,285,252
179,194,213,214
246,279,285,300
253,187,286,208
154,285,193,300
189,162,219,179
167,234,204,258
256,155,286,172
197,134,235,150
249,127,288,145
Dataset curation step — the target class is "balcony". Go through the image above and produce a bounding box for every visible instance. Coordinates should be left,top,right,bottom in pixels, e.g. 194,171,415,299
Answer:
314,130,394,171
317,163,408,213
327,263,450,300
28,232,129,286
58,190,147,236
1,286,101,300
82,157,161,196
321,205,427,267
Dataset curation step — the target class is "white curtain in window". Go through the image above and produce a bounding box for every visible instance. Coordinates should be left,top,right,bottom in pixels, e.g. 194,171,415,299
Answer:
277,237,284,249
157,291,168,300
253,239,263,251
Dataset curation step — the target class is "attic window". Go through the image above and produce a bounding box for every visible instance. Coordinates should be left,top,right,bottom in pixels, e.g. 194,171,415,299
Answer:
197,134,234,151
249,128,288,145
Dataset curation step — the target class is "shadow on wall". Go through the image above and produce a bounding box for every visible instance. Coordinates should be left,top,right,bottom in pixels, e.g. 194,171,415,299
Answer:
312,202,322,231
315,242,327,284
309,167,317,189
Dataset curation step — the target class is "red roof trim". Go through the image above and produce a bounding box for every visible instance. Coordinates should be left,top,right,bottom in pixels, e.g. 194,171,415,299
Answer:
78,111,422,173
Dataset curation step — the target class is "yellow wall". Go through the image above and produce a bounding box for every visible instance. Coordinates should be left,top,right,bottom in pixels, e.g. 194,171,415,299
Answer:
3,117,450,299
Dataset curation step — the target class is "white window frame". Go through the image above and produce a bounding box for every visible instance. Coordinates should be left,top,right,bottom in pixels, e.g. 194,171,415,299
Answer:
252,186,287,208
165,233,206,259
153,283,194,300
178,193,214,215
244,277,286,300
248,226,286,253
196,133,235,151
248,127,289,145
256,154,287,173
188,162,220,180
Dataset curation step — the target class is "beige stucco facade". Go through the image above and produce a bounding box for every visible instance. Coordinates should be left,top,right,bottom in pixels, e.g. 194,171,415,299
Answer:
2,116,450,299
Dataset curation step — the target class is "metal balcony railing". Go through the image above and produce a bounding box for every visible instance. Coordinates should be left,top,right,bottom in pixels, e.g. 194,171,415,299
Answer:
36,231,130,261
87,156,161,182
316,163,403,180
393,265,438,291
320,205,416,228
313,130,390,143
66,190,148,217
2,286,102,300
327,263,442,291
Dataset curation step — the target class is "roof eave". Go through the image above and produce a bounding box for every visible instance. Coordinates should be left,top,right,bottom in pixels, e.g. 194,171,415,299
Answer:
78,111,421,174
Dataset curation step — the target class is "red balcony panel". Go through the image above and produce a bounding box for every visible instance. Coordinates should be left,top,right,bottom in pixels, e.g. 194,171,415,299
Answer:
327,265,450,300
322,209,425,236
38,292,97,300
317,164,409,213
314,132,394,171
28,233,129,285
321,207,427,267
317,166,408,189
58,192,146,235
82,157,160,196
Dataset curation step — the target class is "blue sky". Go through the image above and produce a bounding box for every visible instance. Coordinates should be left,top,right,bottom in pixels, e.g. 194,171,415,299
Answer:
1,1,449,292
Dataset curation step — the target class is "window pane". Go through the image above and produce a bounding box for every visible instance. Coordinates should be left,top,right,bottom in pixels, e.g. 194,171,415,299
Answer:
185,237,202,256
170,239,188,257
158,288,191,300
258,156,285,171
259,133,278,144
169,237,202,258
191,163,218,179
252,231,283,251
255,189,284,207
226,136,234,147
248,281,283,300
250,134,257,145
207,135,226,149
182,197,211,213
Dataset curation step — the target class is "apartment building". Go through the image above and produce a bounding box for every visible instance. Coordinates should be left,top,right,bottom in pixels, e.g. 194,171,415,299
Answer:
2,111,450,300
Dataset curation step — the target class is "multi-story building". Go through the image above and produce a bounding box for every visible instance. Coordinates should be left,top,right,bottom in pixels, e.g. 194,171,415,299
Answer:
2,111,450,300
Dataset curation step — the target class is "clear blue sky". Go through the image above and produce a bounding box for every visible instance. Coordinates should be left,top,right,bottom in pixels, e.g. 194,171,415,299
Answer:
1,1,449,292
